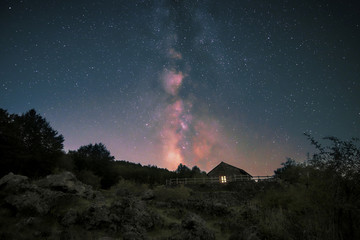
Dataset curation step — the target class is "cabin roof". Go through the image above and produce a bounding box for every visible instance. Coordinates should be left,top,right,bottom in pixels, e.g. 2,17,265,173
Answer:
207,161,252,177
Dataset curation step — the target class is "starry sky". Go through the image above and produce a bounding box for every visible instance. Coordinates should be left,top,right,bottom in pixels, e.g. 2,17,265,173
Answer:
1,0,360,175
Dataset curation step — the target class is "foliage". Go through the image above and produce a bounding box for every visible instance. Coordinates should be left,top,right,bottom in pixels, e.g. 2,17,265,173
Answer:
175,163,191,177
55,154,75,172
111,162,207,186
175,164,207,178
69,143,118,189
257,134,360,240
0,108,208,189
110,179,149,197
113,161,177,185
274,157,302,184
70,143,114,173
0,108,64,177
305,133,360,179
76,170,101,189
153,185,191,201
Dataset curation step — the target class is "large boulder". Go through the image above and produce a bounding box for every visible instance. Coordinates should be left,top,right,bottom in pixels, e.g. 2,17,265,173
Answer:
36,171,94,198
0,172,64,215
0,172,30,192
0,172,165,238
4,188,63,215
0,172,98,216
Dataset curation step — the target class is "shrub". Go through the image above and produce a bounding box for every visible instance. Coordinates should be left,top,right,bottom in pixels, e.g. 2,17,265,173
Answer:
153,185,191,201
110,179,149,196
76,170,101,189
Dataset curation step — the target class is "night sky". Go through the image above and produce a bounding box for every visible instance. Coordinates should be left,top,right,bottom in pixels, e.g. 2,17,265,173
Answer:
1,0,360,175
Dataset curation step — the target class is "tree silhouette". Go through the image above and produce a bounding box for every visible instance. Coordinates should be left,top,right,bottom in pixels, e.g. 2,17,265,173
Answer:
175,163,191,177
266,134,360,239
0,109,19,176
69,143,118,188
0,108,64,177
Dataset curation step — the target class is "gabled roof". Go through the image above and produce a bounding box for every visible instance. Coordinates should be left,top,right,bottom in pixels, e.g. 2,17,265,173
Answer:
207,161,252,177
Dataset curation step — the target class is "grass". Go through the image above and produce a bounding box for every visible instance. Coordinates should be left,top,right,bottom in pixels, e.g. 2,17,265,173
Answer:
3,174,355,240
153,185,192,201
146,205,182,239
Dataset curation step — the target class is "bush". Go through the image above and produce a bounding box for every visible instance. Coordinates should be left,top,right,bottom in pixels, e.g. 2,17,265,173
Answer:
69,143,119,189
76,170,101,189
110,179,149,197
153,185,191,201
255,135,360,240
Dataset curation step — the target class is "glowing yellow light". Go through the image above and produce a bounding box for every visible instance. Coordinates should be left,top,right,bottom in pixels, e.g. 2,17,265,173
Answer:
220,176,227,183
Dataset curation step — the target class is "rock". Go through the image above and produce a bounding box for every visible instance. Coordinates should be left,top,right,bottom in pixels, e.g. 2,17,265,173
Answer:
122,198,155,230
0,173,64,215
36,171,94,198
142,189,154,200
0,172,30,192
0,172,164,238
108,197,164,235
122,231,145,240
122,225,146,240
170,213,215,240
155,201,170,208
16,217,38,228
4,187,64,215
60,209,79,226
229,226,261,240
80,203,111,229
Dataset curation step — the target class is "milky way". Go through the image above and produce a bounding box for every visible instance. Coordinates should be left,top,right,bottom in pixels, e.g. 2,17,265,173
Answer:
1,0,359,174
157,32,242,170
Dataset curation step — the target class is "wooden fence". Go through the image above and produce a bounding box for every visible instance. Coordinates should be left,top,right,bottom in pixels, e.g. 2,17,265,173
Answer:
166,175,274,185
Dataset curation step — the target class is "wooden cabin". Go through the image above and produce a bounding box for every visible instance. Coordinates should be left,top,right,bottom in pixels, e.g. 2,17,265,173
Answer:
207,161,252,183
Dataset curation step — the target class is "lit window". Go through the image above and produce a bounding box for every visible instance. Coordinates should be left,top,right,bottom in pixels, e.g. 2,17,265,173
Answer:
220,176,227,183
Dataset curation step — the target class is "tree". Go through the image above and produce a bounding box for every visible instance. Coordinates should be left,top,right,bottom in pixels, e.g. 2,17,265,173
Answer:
305,134,360,239
259,135,360,239
69,143,118,188
191,165,207,178
0,109,19,176
274,158,301,184
175,163,191,177
0,108,64,177
305,134,360,179
191,166,201,174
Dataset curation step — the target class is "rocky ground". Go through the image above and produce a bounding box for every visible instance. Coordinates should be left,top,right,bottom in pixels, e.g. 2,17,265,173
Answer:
0,172,268,240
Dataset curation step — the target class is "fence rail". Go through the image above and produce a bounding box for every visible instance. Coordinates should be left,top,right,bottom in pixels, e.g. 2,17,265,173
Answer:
166,175,274,185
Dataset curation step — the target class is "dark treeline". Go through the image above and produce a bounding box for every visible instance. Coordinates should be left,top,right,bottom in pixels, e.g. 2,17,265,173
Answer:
1,108,360,239
0,108,64,178
0,108,206,188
